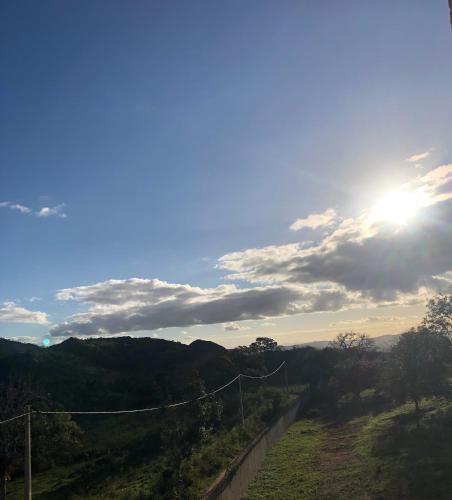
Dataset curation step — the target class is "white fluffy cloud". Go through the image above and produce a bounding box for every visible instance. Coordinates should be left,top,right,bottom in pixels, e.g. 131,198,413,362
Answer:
0,202,31,214
290,208,338,231
36,204,67,218
0,302,49,325
0,201,67,218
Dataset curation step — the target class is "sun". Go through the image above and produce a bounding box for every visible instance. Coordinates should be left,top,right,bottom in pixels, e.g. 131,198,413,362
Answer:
368,189,429,226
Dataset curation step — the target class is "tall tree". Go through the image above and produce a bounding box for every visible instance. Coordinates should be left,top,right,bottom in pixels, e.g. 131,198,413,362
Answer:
249,337,278,353
389,328,451,412
0,382,29,500
330,332,375,353
422,294,452,337
329,332,376,403
0,381,81,500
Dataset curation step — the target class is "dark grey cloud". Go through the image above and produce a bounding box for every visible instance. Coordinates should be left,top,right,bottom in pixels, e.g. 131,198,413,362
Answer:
51,281,351,337
219,166,452,301
220,200,452,300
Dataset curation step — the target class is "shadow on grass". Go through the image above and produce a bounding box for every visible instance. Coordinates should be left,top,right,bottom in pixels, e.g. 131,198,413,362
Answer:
372,405,452,499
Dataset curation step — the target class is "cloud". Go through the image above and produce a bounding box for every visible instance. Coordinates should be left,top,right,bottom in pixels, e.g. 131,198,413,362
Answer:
50,278,354,337
49,163,452,339
220,165,452,302
290,208,338,231
329,315,420,327
180,331,200,343
36,204,67,218
406,151,430,163
0,202,31,214
8,336,42,345
0,201,67,218
0,302,49,325
10,203,32,214
224,322,250,331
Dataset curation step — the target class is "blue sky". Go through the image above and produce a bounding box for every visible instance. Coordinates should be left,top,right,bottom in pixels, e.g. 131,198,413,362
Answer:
1,1,452,347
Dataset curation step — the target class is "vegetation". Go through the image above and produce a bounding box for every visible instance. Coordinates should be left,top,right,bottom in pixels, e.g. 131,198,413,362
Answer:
0,381,82,500
247,398,452,500
387,328,450,412
0,293,451,498
246,293,452,499
0,337,292,499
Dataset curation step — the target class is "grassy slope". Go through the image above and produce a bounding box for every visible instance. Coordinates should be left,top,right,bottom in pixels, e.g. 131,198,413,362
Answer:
245,398,452,500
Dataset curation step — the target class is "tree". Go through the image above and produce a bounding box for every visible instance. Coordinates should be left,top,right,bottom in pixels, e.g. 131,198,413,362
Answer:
389,328,451,412
422,293,452,337
157,373,223,499
249,337,278,353
328,332,377,405
0,381,82,500
0,382,29,500
333,356,377,404
330,332,375,353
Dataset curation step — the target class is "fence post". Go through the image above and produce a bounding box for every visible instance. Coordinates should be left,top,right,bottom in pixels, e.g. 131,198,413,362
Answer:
238,375,245,426
24,405,32,500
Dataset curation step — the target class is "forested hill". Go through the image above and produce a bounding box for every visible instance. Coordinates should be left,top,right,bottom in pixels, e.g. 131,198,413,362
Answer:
0,337,40,358
0,335,293,498
0,336,235,411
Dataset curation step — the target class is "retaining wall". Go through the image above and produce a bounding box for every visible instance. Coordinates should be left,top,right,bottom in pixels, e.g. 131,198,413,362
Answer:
199,396,302,500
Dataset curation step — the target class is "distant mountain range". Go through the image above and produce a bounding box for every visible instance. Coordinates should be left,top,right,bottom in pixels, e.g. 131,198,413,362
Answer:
283,333,400,351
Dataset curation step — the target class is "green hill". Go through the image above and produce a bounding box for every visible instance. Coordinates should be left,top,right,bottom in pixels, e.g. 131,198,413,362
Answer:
0,336,291,499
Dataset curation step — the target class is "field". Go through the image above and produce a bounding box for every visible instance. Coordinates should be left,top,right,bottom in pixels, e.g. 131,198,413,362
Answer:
245,398,452,500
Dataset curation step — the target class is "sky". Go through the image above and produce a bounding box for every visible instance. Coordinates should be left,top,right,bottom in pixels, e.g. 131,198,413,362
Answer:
1,1,451,348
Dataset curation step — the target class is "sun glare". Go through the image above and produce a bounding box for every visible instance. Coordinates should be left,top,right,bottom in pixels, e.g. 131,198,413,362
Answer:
368,190,429,226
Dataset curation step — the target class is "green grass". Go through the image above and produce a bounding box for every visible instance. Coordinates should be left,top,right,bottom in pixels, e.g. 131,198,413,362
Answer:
244,420,326,500
246,398,452,500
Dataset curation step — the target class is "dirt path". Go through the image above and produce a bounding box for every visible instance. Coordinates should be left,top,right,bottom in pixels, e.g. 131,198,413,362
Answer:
245,418,374,500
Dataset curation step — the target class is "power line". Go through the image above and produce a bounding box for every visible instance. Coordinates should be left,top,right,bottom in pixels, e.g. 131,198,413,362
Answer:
0,411,33,425
0,361,286,424
39,375,242,416
240,362,285,379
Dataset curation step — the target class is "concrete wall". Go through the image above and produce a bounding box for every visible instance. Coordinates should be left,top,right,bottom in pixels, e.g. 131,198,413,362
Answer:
199,397,302,500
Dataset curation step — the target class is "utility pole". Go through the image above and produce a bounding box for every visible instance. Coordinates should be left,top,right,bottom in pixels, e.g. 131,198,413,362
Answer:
284,363,289,393
24,405,32,500
238,375,245,426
